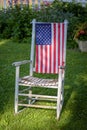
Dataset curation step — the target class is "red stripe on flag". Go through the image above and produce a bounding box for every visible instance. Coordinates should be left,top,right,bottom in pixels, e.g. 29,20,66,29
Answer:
40,45,43,73
36,45,38,72
50,41,52,73
46,45,48,73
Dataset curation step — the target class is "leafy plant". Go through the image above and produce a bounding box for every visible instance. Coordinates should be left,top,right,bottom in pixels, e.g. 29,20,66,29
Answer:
0,1,87,48
0,5,36,41
74,22,87,41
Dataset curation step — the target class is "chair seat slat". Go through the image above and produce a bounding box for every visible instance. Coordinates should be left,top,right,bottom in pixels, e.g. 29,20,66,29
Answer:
19,76,58,88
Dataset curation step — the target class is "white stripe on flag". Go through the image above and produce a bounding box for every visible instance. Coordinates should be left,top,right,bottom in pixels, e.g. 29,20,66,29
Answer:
51,23,54,73
60,23,63,66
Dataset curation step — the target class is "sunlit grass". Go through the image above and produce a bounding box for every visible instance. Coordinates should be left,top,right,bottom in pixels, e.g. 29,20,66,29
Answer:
0,39,87,130
0,39,8,45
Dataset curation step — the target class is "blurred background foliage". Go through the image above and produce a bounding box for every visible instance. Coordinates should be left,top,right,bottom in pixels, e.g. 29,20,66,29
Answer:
0,0,87,48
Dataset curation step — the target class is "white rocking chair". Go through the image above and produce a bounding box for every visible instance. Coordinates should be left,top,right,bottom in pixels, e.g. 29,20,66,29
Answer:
12,19,68,119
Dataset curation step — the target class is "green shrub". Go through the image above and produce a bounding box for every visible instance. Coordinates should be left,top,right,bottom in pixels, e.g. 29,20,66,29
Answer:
0,6,36,41
0,1,87,48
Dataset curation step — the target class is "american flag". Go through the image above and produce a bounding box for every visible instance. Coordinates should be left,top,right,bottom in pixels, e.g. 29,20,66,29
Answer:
35,23,65,74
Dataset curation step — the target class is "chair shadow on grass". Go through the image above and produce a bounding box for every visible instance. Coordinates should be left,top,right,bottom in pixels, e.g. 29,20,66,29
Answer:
59,75,87,130
55,51,87,130
0,40,14,114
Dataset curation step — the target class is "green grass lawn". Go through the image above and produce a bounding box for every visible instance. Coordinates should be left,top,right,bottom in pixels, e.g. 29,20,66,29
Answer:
0,39,87,130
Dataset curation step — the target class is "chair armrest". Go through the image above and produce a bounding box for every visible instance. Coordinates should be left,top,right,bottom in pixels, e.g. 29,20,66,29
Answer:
12,60,32,67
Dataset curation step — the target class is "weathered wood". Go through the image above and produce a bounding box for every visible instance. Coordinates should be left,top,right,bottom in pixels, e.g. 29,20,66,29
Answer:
18,103,57,109
19,88,30,93
31,97,57,101
15,66,20,113
30,19,36,76
13,19,68,120
12,60,32,67
19,76,58,88
18,93,57,99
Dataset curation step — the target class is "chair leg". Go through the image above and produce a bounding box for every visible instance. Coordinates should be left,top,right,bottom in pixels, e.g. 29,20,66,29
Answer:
15,66,20,113
28,87,32,104
57,85,64,119
15,84,19,113
57,81,62,119
57,95,61,119
61,83,64,105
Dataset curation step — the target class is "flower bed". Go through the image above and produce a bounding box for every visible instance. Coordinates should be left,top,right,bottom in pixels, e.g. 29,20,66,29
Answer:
74,22,87,41
74,22,87,52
